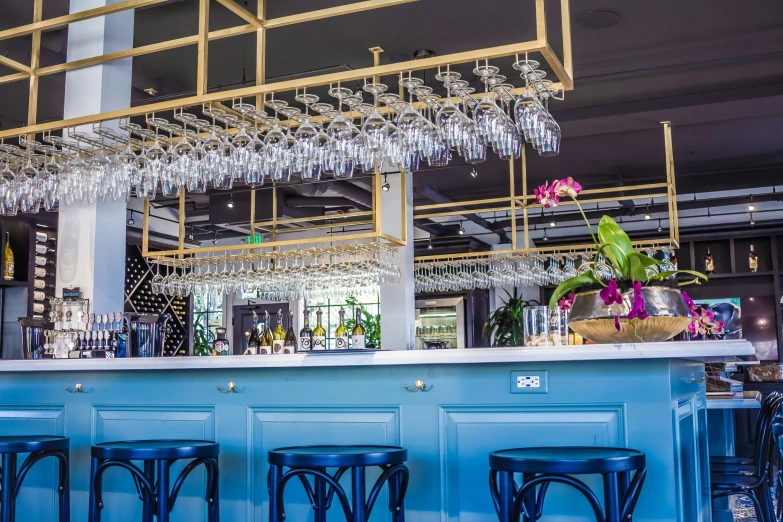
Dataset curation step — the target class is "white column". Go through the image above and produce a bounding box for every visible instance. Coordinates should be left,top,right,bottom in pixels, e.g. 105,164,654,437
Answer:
380,170,415,350
56,0,134,312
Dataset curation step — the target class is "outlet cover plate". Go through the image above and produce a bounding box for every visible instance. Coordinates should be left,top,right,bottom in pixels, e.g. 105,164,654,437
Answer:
510,370,549,394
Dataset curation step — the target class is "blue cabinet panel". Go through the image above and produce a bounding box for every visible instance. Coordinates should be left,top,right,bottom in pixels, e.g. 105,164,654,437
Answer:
90,405,216,522
0,405,64,521
248,406,401,522
440,405,625,522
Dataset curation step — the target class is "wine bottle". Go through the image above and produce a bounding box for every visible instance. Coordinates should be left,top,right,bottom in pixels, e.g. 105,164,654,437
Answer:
335,307,349,350
33,279,54,290
35,231,54,243
705,248,714,275
351,307,366,350
283,311,297,354
246,312,261,355
3,232,14,279
260,311,274,354
299,307,313,352
272,309,285,354
34,267,54,278
35,256,55,267
33,290,46,301
749,245,758,272
35,244,56,255
312,307,326,351
33,303,45,314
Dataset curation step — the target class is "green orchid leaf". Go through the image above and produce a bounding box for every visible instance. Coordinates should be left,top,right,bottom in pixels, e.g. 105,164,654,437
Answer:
626,252,664,282
651,269,708,282
597,216,634,269
549,273,596,309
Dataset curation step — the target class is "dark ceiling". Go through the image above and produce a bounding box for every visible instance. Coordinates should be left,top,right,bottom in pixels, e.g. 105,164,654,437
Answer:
1,0,782,245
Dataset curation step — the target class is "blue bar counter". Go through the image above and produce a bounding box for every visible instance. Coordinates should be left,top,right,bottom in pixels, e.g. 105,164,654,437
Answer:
0,341,753,522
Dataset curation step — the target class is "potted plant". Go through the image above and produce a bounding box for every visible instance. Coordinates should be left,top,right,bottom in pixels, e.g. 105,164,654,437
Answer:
193,312,215,356
543,178,713,343
483,288,539,347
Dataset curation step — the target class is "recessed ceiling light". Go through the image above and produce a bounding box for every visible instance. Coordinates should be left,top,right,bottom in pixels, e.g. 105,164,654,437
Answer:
227,199,234,208
577,9,622,30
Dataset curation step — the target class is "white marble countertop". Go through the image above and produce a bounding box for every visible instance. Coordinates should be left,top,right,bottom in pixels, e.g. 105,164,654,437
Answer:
0,340,754,372
707,390,763,410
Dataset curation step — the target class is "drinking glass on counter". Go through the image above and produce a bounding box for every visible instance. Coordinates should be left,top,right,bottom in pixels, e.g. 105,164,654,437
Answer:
524,306,567,347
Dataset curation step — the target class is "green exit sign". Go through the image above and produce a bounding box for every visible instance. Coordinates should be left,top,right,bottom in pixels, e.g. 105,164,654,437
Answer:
246,234,262,244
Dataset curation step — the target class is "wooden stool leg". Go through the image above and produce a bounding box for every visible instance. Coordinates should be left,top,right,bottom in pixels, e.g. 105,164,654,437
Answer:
88,457,101,522
313,467,328,522
58,449,70,522
498,471,514,522
155,459,171,522
603,472,621,522
208,459,220,522
142,461,154,522
268,464,281,522
1,453,17,522
351,466,367,522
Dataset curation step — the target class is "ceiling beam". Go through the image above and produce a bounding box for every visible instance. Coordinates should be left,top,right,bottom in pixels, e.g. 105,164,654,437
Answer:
263,0,416,29
214,0,263,27
0,0,170,41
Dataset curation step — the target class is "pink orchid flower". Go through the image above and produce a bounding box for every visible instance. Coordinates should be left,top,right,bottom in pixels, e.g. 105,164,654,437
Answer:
599,279,623,306
614,316,624,333
681,291,697,314
534,181,559,208
558,293,575,311
627,281,649,321
553,177,582,198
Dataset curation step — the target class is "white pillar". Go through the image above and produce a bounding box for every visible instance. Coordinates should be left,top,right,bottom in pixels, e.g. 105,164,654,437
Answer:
380,170,415,350
56,0,134,312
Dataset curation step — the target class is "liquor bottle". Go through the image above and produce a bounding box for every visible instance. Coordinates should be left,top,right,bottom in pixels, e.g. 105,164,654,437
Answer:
299,307,313,352
272,309,285,354
212,327,231,356
283,311,297,354
260,311,274,355
246,311,261,355
35,231,55,243
35,244,56,255
749,245,758,272
351,307,366,350
35,256,55,267
33,279,55,290
704,248,714,275
335,307,349,350
312,307,327,350
34,267,54,278
3,232,14,279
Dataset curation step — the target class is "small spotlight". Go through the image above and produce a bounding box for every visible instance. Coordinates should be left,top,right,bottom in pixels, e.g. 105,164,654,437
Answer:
427,240,434,251
470,167,478,178
549,217,556,227
748,203,756,212
750,213,756,226
188,232,194,241
657,219,662,232
227,199,234,208
542,230,549,241
212,238,218,245
382,174,390,192
458,222,465,235
644,200,652,220
126,210,135,226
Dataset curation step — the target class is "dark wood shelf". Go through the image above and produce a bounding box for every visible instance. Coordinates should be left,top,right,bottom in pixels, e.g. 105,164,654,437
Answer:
0,279,29,288
705,271,775,279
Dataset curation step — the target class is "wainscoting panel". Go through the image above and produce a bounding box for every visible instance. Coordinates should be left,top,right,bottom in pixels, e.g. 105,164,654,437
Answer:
0,405,65,521
439,404,626,522
90,405,216,522
248,406,401,522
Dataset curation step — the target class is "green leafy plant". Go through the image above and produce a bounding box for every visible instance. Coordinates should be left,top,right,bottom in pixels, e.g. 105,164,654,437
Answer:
345,296,381,349
193,311,215,356
483,288,539,347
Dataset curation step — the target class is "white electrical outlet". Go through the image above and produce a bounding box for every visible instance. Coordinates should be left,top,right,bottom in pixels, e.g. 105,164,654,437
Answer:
517,375,541,388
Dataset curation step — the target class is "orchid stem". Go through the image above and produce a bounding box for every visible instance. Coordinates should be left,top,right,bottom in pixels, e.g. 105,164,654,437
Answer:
573,198,598,246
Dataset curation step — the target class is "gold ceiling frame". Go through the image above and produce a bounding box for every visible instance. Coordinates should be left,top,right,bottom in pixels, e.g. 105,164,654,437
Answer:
413,122,680,261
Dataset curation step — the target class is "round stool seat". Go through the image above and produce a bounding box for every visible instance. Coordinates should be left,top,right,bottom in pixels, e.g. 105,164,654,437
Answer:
489,447,646,474
0,435,69,454
92,439,219,460
269,445,407,468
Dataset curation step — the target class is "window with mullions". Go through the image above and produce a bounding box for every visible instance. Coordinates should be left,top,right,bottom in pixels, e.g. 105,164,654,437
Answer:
308,295,380,350
193,293,223,341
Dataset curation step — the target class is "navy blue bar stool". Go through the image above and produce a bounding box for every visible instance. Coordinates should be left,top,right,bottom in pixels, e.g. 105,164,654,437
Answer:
0,435,70,522
489,447,647,522
268,445,409,522
88,440,219,522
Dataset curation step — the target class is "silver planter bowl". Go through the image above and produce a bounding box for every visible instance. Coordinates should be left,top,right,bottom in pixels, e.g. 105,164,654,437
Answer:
569,286,690,344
